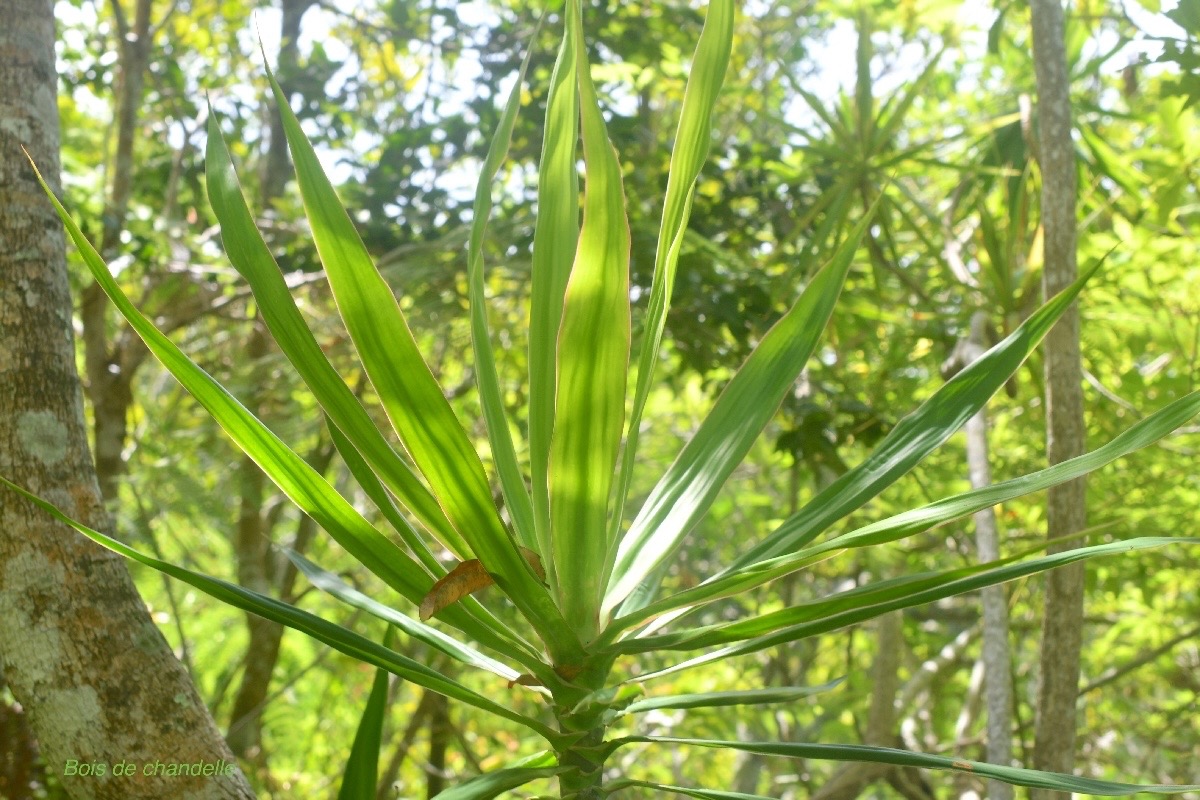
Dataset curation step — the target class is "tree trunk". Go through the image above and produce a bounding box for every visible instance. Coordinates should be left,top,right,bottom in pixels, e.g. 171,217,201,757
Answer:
1029,1,1087,797
0,3,256,798
943,312,1014,800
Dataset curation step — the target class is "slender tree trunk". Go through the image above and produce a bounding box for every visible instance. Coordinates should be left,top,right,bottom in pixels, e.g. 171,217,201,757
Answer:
1029,1,1087,796
943,312,1014,800
0,3,255,797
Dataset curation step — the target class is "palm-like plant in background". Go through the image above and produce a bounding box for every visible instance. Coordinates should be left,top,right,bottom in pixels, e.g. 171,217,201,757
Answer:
8,0,1200,797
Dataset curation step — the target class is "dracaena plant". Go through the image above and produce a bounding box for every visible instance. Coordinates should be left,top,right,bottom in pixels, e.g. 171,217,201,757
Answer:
8,0,1200,797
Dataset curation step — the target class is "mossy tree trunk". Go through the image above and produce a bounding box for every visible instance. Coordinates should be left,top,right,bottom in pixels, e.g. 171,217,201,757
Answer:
0,2,256,797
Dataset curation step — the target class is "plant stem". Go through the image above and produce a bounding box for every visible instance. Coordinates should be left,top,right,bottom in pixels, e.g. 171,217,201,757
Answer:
557,724,607,800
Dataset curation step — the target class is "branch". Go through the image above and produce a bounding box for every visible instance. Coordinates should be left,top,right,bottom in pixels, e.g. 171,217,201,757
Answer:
1080,626,1200,696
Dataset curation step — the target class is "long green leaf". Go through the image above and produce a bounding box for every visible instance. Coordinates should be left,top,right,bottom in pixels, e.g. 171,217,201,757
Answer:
204,112,467,559
622,680,843,715
527,7,581,590
548,0,632,642
606,0,735,555
605,737,1200,795
29,158,432,609
265,66,583,665
431,758,565,800
631,546,1043,652
338,627,393,800
605,389,1200,635
603,780,773,799
725,256,1103,571
0,476,562,745
603,209,875,617
465,16,543,551
618,539,1196,672
814,393,1200,554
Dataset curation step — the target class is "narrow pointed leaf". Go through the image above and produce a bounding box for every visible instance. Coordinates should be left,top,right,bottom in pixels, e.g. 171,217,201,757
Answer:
465,17,543,551
337,628,393,800
266,67,582,664
814,391,1200,554
527,15,581,586
602,549,842,644
603,209,875,616
634,548,1041,653
548,0,632,641
623,680,844,715
205,112,465,558
0,477,562,745
726,256,1104,570
606,737,1200,795
854,12,874,145
265,73,493,555
607,0,734,552
603,780,773,800
431,762,565,800
620,539,1196,677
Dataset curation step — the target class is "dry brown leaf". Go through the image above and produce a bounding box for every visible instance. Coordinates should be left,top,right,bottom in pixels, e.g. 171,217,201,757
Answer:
418,546,546,620
419,560,492,620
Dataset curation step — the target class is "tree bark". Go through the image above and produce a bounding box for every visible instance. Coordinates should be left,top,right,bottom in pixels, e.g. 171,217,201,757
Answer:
0,3,256,798
1029,1,1087,797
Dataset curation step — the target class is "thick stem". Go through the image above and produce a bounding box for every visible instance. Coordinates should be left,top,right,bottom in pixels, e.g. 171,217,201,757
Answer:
553,659,614,800
556,724,606,800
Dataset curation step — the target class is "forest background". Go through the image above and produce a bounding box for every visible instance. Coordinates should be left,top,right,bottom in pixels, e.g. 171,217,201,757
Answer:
1,0,1198,797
